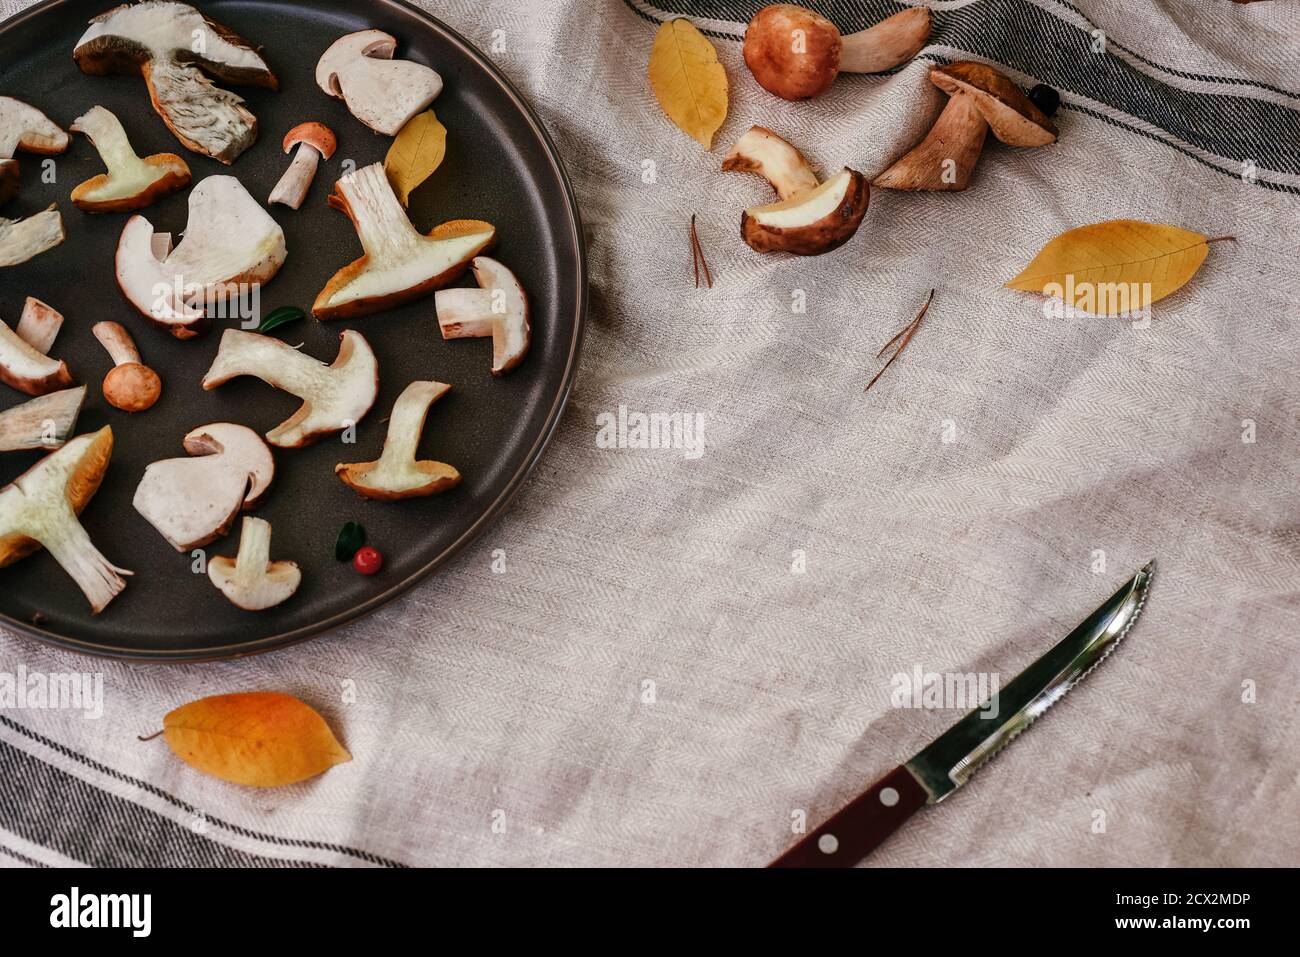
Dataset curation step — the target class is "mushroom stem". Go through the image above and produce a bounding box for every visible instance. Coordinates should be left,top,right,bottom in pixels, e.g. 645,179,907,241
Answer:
873,91,988,191
15,297,63,355
838,7,932,74
269,142,320,209
92,321,141,366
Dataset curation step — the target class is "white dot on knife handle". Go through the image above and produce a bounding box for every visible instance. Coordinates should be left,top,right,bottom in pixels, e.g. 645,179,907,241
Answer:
818,833,839,854
879,787,900,807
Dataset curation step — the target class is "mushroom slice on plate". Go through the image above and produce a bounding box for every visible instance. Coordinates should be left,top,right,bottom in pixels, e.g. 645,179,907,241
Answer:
0,313,73,396
73,1,278,164
0,96,70,206
207,516,300,611
14,297,64,355
336,380,460,500
0,204,65,268
70,105,191,212
434,257,531,376
312,163,494,320
739,167,869,255
0,387,86,452
874,62,1057,191
202,329,380,448
133,422,274,552
114,175,286,338
315,30,443,136
0,426,131,614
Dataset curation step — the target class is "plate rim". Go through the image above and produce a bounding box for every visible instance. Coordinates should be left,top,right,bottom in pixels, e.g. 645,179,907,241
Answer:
0,0,587,662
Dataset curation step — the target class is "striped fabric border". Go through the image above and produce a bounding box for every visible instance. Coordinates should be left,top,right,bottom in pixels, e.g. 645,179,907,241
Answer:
625,0,1300,194
0,715,407,869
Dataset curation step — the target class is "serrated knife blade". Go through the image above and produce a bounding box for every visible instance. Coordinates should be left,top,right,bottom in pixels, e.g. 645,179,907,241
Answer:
770,560,1155,868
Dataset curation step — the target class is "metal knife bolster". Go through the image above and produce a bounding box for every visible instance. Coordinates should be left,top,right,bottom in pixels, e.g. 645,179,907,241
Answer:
904,561,1154,803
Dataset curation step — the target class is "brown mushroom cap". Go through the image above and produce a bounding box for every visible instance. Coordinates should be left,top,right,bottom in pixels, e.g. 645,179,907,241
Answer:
283,121,336,159
930,62,1057,146
743,4,842,100
103,363,161,412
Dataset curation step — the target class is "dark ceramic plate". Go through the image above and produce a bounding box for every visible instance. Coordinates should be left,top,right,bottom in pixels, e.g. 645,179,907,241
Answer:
0,0,585,659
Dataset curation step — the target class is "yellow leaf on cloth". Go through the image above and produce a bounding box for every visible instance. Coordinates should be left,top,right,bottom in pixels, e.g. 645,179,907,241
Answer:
163,692,351,787
384,110,448,207
647,18,728,150
1006,219,1211,315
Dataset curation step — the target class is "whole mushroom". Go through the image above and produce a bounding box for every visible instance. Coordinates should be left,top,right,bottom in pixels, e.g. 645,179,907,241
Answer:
874,62,1058,191
92,321,161,412
743,5,931,100
269,122,336,209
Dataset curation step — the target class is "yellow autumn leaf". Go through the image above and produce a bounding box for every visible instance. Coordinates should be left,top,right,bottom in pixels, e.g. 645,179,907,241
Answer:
162,692,351,788
384,109,448,207
1006,219,1212,315
648,18,728,150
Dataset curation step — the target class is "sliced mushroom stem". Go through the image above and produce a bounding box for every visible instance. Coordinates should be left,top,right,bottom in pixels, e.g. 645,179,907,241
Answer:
433,257,531,375
873,91,988,191
269,142,320,209
837,7,933,73
0,159,17,207
0,427,132,614
0,204,65,268
15,297,63,355
335,380,460,500
0,313,73,396
69,105,191,213
312,163,495,319
722,126,819,201
0,387,86,452
207,516,301,611
202,329,379,447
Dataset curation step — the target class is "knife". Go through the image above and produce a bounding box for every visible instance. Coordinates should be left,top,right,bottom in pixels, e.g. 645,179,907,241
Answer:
770,560,1155,868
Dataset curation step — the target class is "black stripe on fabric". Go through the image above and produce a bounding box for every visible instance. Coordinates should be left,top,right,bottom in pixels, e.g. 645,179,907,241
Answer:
0,737,322,868
0,715,407,868
0,842,46,867
626,0,1300,181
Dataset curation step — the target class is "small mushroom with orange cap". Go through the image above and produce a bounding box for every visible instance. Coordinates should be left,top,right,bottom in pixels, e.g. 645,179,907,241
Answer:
93,321,161,412
269,122,336,209
743,5,931,101
874,62,1058,191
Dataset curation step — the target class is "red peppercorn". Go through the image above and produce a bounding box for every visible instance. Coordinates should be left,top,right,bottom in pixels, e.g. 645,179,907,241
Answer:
352,546,383,576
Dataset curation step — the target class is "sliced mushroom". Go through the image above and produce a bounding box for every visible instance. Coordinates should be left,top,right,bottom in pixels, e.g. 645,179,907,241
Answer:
202,329,379,448
0,96,70,207
336,380,460,500
133,422,274,552
0,313,73,396
0,387,87,452
269,122,335,209
69,105,190,212
73,1,278,164
434,257,531,376
14,297,63,355
743,5,931,100
207,516,300,611
723,128,869,255
315,30,443,136
0,427,131,613
722,126,820,201
0,205,65,268
114,175,287,338
312,163,494,320
875,62,1058,191
93,321,161,412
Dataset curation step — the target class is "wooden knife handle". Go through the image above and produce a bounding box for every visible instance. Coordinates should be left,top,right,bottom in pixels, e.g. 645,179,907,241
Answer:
769,765,928,868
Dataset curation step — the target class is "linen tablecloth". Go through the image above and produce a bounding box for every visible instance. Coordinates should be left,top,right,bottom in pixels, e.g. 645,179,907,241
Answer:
2,0,1298,867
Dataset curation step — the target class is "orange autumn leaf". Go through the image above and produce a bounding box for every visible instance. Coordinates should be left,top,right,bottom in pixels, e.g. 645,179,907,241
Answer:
647,18,728,149
162,692,350,787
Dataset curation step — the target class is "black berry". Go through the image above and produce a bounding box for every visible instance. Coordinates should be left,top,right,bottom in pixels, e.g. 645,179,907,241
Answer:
1029,83,1060,118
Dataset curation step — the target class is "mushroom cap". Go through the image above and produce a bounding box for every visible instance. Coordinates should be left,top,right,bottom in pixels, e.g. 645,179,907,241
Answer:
335,379,461,500
315,29,397,96
740,167,869,255
283,121,336,160
930,62,1058,147
743,4,842,101
103,363,162,413
0,96,70,158
314,30,442,136
207,517,300,611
